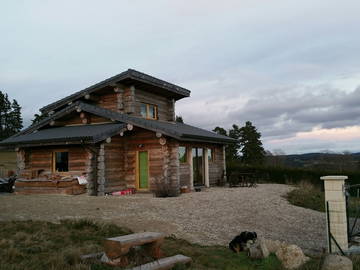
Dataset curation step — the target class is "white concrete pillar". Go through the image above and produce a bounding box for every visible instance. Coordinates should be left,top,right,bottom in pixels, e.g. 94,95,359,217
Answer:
204,148,210,188
321,175,349,253
187,147,194,190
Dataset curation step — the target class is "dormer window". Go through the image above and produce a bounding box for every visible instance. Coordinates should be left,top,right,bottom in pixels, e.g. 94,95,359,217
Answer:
140,103,158,120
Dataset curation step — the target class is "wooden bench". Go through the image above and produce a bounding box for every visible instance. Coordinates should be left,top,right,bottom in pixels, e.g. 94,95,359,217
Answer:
130,254,192,270
103,232,165,266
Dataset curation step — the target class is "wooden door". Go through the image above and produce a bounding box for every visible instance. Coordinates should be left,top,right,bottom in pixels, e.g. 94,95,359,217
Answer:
138,151,149,189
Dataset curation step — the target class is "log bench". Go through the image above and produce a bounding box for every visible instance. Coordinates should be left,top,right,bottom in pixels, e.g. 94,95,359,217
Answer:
103,232,165,266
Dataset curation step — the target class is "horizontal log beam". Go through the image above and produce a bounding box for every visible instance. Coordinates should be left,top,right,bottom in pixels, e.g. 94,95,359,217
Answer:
84,94,99,102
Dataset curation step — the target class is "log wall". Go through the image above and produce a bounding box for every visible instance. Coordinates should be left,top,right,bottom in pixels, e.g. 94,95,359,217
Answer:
134,89,174,121
96,91,119,112
93,87,175,121
18,146,92,180
102,128,181,194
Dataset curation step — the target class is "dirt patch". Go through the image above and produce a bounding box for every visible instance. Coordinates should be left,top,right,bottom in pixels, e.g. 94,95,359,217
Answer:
0,184,326,252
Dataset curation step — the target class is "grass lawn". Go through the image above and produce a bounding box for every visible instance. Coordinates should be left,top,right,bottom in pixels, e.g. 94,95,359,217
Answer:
285,185,325,213
0,219,323,270
285,184,360,217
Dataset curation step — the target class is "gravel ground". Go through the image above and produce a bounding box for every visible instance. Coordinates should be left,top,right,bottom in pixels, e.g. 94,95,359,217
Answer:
0,184,326,252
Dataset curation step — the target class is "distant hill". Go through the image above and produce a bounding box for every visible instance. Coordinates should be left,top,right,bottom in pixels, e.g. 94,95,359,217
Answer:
267,152,360,171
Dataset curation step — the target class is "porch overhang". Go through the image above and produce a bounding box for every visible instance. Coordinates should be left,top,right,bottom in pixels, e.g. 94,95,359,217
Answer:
0,123,127,147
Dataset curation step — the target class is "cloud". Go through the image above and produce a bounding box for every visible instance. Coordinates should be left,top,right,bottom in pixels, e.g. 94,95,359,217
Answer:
1,0,360,153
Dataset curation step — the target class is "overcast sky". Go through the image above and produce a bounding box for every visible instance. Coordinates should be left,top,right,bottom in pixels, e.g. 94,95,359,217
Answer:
1,0,360,154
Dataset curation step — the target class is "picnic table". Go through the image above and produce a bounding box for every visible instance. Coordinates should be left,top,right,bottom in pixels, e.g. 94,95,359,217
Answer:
229,172,258,187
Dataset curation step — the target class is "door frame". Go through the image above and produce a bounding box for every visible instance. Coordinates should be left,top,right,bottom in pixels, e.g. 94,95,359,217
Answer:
136,150,149,190
192,147,205,186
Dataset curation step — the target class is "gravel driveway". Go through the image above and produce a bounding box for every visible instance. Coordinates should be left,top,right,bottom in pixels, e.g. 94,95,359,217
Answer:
0,184,326,252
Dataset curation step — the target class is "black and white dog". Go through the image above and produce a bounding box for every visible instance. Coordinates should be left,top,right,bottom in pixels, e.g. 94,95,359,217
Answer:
229,231,257,253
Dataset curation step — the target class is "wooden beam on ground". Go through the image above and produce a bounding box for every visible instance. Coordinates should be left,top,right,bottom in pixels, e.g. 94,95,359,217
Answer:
129,255,192,270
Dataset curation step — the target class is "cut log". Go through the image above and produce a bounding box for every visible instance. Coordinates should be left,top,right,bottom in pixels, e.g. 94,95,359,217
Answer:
104,232,164,260
129,255,192,270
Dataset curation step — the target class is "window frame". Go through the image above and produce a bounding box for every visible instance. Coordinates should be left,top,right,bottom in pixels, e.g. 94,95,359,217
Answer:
178,146,187,163
140,103,158,120
52,151,69,173
208,148,214,162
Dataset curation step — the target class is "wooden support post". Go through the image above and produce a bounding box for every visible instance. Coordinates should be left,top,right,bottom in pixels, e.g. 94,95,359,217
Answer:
204,148,209,188
97,144,105,196
223,145,227,182
168,142,180,194
187,147,194,190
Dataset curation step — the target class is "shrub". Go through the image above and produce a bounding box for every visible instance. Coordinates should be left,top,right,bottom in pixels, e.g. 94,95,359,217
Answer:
227,164,360,192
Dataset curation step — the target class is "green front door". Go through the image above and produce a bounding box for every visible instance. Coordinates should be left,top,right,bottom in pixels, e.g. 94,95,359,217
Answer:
138,151,149,189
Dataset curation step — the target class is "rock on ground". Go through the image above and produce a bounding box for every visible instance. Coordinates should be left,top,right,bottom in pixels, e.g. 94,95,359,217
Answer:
265,238,287,254
275,244,309,269
321,254,353,270
248,237,269,259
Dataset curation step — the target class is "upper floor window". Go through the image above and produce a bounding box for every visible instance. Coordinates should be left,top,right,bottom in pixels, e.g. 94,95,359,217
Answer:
141,103,158,120
53,152,69,172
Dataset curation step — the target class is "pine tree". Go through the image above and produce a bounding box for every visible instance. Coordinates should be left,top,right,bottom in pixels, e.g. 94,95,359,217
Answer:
10,99,23,134
31,111,49,125
213,126,240,163
0,92,11,140
238,121,265,166
0,91,23,140
175,115,184,123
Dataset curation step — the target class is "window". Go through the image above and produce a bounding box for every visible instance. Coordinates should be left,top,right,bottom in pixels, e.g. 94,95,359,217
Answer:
208,148,214,162
140,103,158,120
179,146,187,163
53,152,69,172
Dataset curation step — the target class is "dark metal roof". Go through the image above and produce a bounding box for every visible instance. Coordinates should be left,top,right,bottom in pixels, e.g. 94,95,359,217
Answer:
5,101,236,145
0,123,127,146
70,102,235,144
40,69,191,113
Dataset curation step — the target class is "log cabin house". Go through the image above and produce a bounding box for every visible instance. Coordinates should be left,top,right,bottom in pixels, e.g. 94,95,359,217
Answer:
0,69,235,195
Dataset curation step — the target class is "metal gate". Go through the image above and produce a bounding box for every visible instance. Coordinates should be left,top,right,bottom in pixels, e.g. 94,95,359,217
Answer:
345,183,360,247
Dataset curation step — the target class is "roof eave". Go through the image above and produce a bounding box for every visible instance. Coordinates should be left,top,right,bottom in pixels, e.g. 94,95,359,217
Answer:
180,134,237,144
40,69,191,113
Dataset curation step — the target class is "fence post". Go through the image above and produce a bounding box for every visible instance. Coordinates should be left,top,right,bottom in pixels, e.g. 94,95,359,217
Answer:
321,175,349,253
